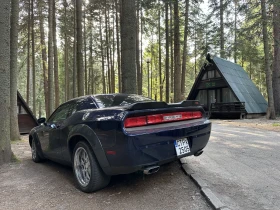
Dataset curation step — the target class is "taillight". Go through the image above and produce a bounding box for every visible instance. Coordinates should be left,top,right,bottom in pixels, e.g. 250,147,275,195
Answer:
124,116,147,128
124,111,203,128
193,111,202,119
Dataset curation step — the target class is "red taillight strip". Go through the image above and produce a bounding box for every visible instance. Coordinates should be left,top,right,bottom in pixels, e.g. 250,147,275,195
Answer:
124,111,203,128
124,116,147,128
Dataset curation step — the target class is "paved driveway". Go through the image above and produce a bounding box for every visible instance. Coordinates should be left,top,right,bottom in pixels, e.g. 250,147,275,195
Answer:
0,137,210,210
182,123,280,210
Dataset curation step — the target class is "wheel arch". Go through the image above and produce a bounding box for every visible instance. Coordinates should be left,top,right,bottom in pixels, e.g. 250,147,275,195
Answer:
67,124,110,171
29,132,45,159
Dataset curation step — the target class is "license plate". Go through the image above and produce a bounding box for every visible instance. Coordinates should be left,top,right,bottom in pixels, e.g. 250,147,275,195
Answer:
174,138,190,156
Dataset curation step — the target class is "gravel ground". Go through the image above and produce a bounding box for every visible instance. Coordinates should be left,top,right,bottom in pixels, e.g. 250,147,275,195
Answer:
182,122,280,210
0,136,211,210
211,116,280,132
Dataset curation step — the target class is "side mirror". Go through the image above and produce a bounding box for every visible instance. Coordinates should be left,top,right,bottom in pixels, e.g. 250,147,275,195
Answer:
38,117,46,124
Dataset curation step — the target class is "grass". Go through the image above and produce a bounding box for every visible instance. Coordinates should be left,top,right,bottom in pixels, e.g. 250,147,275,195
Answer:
272,123,280,127
10,139,23,144
11,152,21,163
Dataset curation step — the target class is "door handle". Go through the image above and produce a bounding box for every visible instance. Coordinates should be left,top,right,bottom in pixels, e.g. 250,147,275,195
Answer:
50,124,57,129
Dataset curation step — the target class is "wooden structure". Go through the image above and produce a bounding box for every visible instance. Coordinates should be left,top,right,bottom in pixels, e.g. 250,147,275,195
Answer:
188,54,267,119
17,91,38,134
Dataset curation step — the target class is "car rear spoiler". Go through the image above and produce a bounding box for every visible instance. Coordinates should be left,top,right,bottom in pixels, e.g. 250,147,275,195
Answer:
127,100,201,111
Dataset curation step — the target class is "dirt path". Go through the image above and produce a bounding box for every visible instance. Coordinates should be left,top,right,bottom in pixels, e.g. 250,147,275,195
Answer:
0,136,210,210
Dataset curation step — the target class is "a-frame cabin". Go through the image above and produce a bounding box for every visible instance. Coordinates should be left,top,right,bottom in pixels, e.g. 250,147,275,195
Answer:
17,91,38,134
188,54,268,119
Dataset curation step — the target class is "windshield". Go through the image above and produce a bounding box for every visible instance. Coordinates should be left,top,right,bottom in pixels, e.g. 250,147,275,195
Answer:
94,94,154,108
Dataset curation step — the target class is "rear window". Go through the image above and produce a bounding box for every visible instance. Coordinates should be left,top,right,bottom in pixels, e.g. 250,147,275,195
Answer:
94,94,154,108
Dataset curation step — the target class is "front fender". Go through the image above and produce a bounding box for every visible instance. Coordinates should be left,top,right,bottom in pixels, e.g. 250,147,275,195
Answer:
29,130,45,159
67,124,110,171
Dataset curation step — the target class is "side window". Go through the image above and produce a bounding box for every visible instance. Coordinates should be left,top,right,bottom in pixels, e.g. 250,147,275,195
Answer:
68,101,77,116
76,98,97,111
48,103,72,123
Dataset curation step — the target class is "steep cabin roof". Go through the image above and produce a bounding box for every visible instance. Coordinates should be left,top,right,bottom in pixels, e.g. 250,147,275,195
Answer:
188,56,268,114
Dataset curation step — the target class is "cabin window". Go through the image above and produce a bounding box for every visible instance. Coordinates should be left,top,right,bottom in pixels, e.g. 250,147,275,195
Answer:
216,89,221,102
209,89,216,104
202,69,221,80
222,88,238,102
208,70,215,79
195,90,207,105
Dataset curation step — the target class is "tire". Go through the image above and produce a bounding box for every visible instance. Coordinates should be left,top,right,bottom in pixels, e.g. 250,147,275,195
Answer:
31,139,43,163
72,141,111,193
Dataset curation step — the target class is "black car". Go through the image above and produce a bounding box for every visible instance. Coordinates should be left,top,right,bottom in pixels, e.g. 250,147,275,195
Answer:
30,94,211,192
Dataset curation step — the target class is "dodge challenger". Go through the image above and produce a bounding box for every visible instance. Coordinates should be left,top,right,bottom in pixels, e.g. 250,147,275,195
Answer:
29,94,211,192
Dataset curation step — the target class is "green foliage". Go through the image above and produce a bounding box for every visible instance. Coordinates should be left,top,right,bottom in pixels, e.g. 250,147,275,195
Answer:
16,0,275,115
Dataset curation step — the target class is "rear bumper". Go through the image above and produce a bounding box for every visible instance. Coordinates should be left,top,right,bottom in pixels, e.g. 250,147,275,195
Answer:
102,120,211,176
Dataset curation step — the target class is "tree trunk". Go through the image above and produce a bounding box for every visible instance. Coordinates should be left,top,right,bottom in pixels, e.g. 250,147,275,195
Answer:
10,0,21,141
63,0,69,101
158,9,163,101
99,11,106,93
105,4,111,93
120,0,137,94
53,0,60,108
140,8,143,96
220,0,225,58
136,0,141,95
150,42,153,98
76,0,84,96
73,2,77,98
234,0,238,63
31,0,36,116
65,39,69,100
48,0,54,115
273,0,280,115
181,0,189,100
111,15,116,94
194,25,197,77
173,0,181,102
84,9,88,95
0,0,12,164
27,0,31,105
165,1,169,103
115,0,121,93
38,0,49,117
89,13,94,94
261,0,276,119
170,2,174,95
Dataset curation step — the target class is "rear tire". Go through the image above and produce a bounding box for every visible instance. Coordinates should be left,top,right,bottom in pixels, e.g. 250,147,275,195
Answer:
72,141,110,193
31,139,43,163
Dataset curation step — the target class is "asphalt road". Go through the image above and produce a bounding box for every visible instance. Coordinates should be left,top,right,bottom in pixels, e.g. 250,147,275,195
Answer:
0,138,211,210
182,123,280,210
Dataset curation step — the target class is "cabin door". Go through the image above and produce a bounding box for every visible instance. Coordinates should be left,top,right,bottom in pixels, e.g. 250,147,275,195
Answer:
208,90,216,110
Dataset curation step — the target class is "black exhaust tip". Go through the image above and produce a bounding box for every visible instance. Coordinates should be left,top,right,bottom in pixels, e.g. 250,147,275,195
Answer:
194,150,203,157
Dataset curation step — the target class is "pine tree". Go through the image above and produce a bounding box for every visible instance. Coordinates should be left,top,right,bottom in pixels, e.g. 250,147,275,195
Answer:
10,0,21,141
120,0,137,93
0,0,12,164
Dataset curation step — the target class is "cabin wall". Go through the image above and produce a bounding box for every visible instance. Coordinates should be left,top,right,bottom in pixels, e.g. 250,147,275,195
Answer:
17,95,38,134
18,114,37,134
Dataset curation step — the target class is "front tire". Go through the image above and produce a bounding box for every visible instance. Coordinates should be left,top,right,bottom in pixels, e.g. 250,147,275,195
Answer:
31,139,43,163
73,141,110,193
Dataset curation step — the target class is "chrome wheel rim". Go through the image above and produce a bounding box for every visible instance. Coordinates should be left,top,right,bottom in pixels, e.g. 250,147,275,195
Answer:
74,147,91,187
31,140,36,160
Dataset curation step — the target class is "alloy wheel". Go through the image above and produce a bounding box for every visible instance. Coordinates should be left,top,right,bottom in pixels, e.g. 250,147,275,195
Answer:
74,147,91,187
31,140,36,160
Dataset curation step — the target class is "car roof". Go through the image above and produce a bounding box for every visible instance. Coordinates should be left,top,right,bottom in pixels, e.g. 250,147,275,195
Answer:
64,93,138,103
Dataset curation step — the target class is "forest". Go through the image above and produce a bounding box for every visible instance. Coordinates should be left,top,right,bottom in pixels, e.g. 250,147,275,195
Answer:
0,0,279,164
